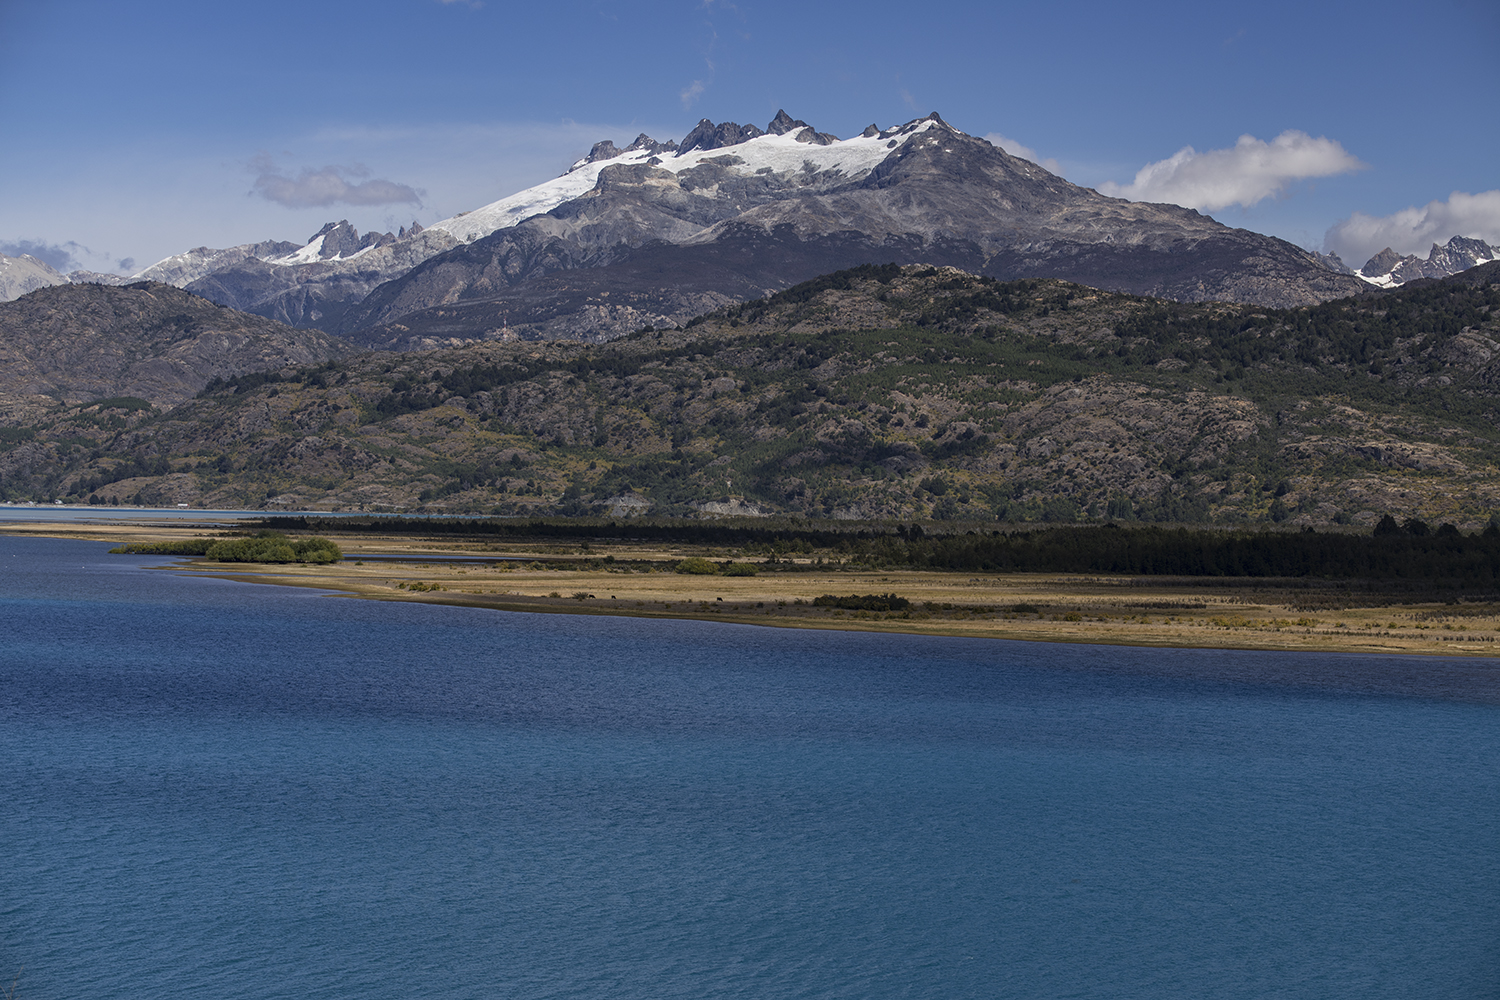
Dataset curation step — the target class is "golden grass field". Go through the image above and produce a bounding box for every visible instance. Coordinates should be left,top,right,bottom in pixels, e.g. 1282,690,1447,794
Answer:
8,519,1500,657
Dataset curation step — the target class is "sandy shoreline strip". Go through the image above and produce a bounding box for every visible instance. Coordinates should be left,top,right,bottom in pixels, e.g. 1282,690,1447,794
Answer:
8,518,1500,660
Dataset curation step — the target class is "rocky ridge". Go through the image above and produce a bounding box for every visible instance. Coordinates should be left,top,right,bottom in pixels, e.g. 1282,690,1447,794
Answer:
0,281,353,423
4,263,1497,528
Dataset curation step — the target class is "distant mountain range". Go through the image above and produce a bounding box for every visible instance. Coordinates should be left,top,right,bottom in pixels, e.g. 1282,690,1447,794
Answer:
1347,236,1499,288
7,111,1495,340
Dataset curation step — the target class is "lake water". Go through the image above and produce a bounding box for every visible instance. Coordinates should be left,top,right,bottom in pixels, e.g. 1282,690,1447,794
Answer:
3,535,1498,999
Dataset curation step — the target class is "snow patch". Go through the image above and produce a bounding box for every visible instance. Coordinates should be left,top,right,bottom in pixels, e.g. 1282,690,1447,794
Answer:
270,234,328,266
425,118,947,246
1355,270,1398,288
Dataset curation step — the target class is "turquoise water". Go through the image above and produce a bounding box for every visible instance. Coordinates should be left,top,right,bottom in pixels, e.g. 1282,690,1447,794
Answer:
3,536,1498,999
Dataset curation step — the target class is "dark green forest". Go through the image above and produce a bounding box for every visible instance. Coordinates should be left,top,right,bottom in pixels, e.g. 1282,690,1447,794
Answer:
265,515,1500,589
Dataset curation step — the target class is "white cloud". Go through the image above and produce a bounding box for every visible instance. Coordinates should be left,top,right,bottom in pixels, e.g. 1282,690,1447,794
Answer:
0,237,134,275
1099,131,1365,211
1324,190,1500,265
248,155,423,209
983,133,1062,176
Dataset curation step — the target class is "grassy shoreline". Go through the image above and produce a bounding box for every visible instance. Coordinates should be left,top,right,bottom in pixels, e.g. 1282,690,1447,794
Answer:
7,519,1500,658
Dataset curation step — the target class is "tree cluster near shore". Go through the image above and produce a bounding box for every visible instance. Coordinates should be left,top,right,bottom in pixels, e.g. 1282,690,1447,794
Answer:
112,531,341,564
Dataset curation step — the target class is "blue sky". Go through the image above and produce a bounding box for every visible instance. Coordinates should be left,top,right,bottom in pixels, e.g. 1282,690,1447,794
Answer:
2,0,1497,275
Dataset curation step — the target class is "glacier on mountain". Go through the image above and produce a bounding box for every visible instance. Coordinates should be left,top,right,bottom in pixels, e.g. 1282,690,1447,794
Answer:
423,117,949,246
117,112,960,324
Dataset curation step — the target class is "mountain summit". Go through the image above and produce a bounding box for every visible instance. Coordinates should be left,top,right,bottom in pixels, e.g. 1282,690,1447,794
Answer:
129,111,1371,342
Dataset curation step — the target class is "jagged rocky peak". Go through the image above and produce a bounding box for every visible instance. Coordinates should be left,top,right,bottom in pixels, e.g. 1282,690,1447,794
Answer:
1430,236,1498,272
889,111,958,136
306,220,400,259
309,221,359,257
765,109,839,145
765,109,805,134
676,118,767,155
1360,235,1500,285
576,133,678,170
674,111,846,155
624,133,678,155
1310,251,1354,275
1360,247,1406,278
397,221,424,240
579,111,859,170
583,139,621,164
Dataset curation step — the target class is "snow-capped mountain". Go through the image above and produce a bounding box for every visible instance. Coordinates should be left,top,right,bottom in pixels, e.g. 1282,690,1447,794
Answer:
1354,236,1500,288
1,254,143,304
338,111,1372,343
0,253,68,301
126,110,1380,340
422,112,927,246
120,113,997,329
162,224,461,330
132,238,302,287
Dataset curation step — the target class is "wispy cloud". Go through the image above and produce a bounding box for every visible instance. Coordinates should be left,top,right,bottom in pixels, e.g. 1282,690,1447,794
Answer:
248,154,423,209
679,1,736,111
1324,190,1500,265
1099,131,1365,212
680,79,706,109
984,133,1062,177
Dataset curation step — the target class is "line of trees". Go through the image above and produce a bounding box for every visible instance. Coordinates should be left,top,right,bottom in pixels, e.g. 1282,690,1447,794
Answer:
261,517,1500,585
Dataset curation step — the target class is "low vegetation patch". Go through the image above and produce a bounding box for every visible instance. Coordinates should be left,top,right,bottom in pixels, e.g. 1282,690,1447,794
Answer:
110,539,215,556
112,531,341,564
812,593,911,612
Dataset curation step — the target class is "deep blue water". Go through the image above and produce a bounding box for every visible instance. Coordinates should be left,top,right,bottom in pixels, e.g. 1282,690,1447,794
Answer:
2,536,1498,1000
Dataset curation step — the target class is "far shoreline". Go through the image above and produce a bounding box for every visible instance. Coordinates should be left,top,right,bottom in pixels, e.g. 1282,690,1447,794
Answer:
6,518,1500,661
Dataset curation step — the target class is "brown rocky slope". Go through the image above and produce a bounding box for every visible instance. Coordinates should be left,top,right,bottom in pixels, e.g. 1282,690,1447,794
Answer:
4,264,1496,529
0,281,353,423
